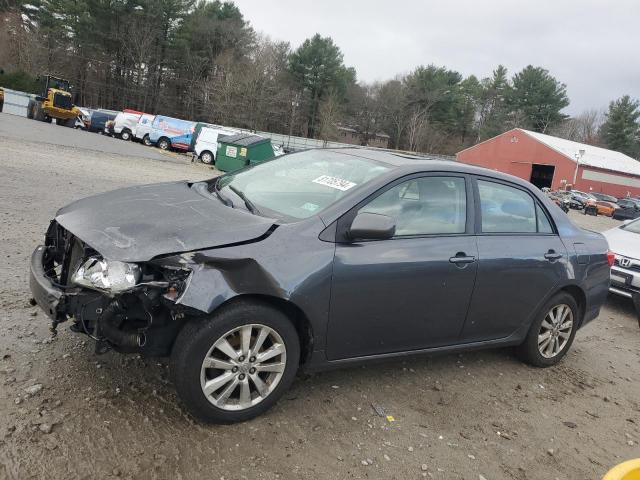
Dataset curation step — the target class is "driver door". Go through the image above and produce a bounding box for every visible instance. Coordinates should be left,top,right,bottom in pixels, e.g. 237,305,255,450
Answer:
326,174,478,360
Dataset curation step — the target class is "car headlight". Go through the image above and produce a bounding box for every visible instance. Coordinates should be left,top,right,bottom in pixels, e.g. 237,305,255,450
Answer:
71,257,141,293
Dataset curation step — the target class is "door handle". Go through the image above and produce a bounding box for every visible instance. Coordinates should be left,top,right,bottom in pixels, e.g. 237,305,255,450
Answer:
544,250,563,261
449,253,476,264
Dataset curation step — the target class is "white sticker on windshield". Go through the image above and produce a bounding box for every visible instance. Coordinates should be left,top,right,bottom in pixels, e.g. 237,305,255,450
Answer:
312,175,357,191
301,202,320,212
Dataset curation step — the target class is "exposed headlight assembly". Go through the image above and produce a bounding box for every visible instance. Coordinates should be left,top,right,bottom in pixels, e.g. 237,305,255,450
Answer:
72,257,141,294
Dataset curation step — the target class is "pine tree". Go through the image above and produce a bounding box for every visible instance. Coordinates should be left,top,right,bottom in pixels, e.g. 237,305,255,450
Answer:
600,95,640,158
508,65,569,133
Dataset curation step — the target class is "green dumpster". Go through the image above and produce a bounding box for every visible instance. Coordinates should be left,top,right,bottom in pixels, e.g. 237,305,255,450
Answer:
215,133,274,172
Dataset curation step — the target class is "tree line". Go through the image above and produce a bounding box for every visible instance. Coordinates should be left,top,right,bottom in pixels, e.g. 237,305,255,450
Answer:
0,0,638,158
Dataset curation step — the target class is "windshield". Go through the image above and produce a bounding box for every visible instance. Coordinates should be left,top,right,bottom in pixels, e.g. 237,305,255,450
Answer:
622,218,640,234
215,150,390,219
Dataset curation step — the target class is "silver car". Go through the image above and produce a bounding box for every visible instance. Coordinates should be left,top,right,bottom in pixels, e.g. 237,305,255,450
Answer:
604,218,640,304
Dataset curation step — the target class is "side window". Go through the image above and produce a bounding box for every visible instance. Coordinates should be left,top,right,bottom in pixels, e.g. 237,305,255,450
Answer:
478,180,536,233
536,204,553,233
359,176,467,236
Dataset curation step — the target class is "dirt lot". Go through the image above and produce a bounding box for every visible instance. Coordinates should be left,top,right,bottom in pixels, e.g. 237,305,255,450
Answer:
1,112,639,480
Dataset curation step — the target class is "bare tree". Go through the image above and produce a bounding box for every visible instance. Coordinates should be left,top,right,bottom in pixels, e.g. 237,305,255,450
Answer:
317,91,342,143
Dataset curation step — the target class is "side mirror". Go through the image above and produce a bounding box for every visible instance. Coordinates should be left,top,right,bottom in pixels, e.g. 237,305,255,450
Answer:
348,212,396,240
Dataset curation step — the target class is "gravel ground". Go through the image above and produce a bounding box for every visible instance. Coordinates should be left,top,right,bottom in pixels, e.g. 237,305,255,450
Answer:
1,114,639,480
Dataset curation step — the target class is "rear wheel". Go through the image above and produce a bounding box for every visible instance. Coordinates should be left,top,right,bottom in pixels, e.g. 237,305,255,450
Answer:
120,129,132,141
27,100,34,119
516,292,578,367
170,301,300,423
200,150,214,164
157,137,170,150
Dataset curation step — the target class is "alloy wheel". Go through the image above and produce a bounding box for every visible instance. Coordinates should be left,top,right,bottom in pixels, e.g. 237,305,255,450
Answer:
538,304,573,358
200,324,287,411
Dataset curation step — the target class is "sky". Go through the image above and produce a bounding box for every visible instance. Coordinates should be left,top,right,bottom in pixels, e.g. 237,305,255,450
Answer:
232,0,639,116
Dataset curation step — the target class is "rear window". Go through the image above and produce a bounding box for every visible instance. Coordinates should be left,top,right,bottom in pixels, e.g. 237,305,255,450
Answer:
478,180,537,233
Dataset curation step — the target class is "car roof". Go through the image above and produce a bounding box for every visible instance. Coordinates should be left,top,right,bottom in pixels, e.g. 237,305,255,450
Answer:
322,147,534,186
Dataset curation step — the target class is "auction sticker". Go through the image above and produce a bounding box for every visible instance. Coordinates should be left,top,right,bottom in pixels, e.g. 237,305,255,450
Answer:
312,175,357,191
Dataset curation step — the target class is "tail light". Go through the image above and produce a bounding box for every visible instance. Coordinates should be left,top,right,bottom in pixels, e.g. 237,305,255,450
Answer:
607,250,615,267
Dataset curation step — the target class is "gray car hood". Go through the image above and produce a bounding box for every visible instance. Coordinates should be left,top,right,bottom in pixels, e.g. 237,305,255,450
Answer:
603,226,640,260
55,181,276,262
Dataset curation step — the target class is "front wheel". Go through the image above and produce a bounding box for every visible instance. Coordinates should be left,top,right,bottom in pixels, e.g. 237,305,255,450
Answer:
142,134,152,146
170,301,300,423
516,292,578,367
200,150,214,164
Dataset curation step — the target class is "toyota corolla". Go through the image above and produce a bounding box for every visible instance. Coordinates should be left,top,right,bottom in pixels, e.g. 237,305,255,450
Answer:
29,148,612,423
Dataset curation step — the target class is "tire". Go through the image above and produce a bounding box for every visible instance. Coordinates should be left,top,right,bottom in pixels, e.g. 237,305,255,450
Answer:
157,137,170,150
142,134,152,146
516,291,578,367
170,300,300,424
200,150,214,164
33,102,45,122
120,129,131,141
27,100,34,119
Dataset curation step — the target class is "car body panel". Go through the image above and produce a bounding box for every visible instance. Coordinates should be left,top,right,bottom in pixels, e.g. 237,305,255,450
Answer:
54,181,276,263
462,233,570,341
327,235,479,359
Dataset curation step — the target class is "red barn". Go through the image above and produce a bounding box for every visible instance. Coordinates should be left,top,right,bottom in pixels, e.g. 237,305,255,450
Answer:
457,128,640,198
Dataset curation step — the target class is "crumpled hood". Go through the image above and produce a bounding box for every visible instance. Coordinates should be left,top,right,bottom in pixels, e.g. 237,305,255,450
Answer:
55,181,276,262
603,226,640,260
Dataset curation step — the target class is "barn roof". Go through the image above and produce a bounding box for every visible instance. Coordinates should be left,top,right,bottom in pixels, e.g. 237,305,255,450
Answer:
520,129,640,177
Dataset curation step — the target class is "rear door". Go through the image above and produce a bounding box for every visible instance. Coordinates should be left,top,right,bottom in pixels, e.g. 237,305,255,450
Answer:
461,177,568,342
327,174,479,360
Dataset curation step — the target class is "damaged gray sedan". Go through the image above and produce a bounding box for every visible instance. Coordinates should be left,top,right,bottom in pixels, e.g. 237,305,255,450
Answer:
30,148,611,423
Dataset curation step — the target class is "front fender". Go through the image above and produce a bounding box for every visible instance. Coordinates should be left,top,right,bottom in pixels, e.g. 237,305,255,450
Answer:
154,219,336,351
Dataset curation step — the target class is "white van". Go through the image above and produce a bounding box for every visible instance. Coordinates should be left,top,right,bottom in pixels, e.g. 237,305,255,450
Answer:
134,114,156,146
109,112,143,140
194,126,240,164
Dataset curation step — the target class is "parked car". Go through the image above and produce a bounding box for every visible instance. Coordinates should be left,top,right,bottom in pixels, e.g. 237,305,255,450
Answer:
591,192,618,203
584,200,619,217
603,218,640,315
29,148,612,423
133,114,155,146
75,107,92,129
558,191,587,210
547,191,570,213
87,110,118,133
613,198,640,220
194,125,240,164
111,111,145,141
149,115,196,151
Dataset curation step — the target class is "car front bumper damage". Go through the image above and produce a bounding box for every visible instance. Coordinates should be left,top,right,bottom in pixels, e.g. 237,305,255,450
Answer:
29,224,197,356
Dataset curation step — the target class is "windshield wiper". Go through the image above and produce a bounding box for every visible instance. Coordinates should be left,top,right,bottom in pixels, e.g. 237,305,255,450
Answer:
213,179,233,207
228,184,261,215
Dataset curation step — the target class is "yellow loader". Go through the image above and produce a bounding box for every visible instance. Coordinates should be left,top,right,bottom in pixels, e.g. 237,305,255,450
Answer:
27,75,80,126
